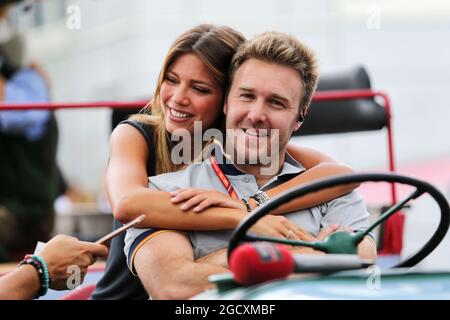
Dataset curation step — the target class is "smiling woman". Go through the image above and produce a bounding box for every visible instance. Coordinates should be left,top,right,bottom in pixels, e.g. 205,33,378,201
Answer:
128,24,243,175
161,53,223,133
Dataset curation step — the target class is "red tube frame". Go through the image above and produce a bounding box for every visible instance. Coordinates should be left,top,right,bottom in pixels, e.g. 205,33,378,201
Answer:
0,89,397,203
313,89,397,204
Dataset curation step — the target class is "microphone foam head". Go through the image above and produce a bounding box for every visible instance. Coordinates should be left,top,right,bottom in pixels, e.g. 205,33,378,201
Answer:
230,242,294,285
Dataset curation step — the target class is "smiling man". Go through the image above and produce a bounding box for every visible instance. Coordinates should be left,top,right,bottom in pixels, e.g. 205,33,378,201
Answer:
124,32,377,299
225,57,303,180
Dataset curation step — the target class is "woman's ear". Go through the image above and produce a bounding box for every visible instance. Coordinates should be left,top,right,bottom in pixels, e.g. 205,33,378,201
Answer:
223,100,228,115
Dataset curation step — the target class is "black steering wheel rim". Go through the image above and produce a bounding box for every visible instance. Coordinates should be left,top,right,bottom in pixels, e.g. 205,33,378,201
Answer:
228,172,450,268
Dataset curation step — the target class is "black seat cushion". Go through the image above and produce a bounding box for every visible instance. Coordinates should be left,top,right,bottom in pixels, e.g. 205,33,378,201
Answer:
295,65,387,136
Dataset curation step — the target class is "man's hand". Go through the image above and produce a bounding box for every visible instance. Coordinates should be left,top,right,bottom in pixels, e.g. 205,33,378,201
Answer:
249,215,318,240
171,188,246,212
286,224,339,254
287,224,377,261
40,235,108,290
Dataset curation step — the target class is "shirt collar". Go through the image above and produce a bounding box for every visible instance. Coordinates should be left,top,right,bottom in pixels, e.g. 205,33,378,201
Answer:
210,143,306,178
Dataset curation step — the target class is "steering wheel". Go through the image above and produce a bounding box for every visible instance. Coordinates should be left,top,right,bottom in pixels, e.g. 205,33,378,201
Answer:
228,173,450,268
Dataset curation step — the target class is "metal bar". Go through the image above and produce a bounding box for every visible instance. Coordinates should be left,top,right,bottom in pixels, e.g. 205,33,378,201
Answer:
312,89,377,101
376,91,397,204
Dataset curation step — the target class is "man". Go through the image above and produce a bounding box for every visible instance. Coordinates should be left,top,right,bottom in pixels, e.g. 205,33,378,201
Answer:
124,32,377,299
0,0,61,262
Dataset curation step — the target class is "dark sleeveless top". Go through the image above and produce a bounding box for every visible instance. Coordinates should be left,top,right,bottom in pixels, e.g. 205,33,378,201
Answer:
91,120,156,300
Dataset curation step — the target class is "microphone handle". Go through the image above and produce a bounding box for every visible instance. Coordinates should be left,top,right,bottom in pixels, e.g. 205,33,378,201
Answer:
293,254,373,273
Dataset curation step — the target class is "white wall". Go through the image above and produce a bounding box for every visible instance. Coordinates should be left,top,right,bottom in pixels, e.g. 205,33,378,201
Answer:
19,0,450,195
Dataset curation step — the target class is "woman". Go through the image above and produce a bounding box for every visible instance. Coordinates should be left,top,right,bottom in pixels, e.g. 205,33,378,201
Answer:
92,24,357,300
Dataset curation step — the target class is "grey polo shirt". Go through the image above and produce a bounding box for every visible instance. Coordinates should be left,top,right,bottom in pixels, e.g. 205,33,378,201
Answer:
124,152,371,274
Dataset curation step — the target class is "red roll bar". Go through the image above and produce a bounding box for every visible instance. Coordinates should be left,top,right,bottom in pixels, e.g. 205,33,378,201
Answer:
311,89,397,203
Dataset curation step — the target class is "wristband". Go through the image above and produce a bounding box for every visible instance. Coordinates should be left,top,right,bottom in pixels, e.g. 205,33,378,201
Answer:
18,254,51,298
241,198,252,212
249,190,270,206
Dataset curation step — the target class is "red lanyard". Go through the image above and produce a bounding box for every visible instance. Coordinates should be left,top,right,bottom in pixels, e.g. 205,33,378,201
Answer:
210,155,238,199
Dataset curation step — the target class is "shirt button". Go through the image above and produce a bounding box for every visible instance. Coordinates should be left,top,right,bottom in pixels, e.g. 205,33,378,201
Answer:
242,176,250,183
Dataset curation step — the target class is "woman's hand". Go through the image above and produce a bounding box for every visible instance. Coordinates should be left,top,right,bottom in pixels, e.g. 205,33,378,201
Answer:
40,235,108,290
170,188,246,213
249,215,318,240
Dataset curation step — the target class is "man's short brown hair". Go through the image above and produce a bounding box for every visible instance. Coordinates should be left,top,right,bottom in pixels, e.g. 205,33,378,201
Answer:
227,32,319,119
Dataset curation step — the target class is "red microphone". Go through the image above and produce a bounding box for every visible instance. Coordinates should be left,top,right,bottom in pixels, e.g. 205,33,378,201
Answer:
230,243,374,286
230,242,294,285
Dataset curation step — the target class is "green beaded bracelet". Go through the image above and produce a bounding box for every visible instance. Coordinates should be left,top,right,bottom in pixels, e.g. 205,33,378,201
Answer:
32,255,51,296
18,255,49,298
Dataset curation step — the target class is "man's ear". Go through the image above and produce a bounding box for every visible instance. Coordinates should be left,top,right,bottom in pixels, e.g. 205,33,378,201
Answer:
293,120,302,132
